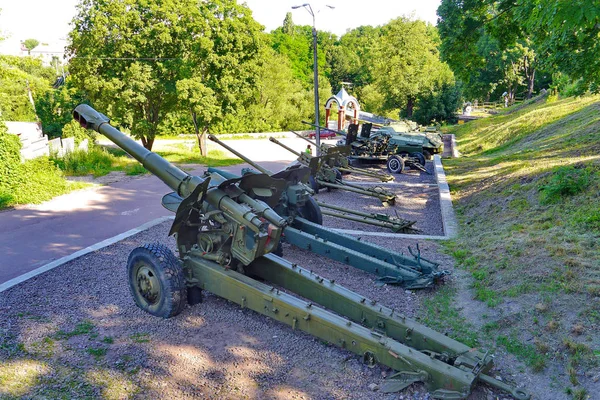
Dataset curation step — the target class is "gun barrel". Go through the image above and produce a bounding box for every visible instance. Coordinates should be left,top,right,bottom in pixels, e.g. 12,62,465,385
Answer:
290,130,319,147
269,137,301,157
73,104,201,198
301,120,347,137
207,134,271,175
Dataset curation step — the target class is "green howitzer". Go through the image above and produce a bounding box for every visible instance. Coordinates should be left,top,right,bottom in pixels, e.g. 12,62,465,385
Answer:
302,121,429,174
268,136,397,205
289,130,395,182
73,105,530,400
207,135,424,250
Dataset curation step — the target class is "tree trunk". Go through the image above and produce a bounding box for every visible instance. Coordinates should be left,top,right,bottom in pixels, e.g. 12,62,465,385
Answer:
406,97,414,119
527,68,535,99
198,127,208,156
191,111,208,156
140,136,155,151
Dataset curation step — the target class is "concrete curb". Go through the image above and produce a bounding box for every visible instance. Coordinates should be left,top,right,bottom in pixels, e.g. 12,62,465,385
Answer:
0,216,175,293
433,155,458,238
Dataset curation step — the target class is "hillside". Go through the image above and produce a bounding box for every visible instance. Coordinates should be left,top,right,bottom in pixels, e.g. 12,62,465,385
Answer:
437,95,600,399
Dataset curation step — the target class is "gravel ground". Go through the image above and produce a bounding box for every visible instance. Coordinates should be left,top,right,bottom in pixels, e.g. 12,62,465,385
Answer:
0,220,508,400
343,160,437,185
315,162,443,236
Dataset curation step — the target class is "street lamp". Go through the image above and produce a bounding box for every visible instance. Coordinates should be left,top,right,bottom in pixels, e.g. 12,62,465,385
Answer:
292,3,334,155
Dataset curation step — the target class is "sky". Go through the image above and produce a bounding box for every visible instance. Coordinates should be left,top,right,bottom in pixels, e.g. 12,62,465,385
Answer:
0,0,441,43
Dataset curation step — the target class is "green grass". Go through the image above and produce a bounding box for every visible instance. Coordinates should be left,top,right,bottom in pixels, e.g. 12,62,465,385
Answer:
155,145,242,167
429,94,600,383
86,347,107,359
54,320,95,340
419,285,480,348
52,146,147,177
129,333,150,343
0,156,90,209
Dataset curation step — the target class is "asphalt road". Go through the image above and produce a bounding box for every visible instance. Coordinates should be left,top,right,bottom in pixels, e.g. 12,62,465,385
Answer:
0,137,309,285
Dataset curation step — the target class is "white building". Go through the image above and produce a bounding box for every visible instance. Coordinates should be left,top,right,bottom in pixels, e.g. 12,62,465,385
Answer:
0,37,67,66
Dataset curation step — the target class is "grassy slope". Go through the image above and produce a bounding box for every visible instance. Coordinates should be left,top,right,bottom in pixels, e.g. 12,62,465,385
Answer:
430,95,600,397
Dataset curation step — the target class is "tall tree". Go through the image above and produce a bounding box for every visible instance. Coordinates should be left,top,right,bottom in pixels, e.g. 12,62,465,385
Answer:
371,18,454,118
515,0,600,86
437,0,544,101
68,0,264,153
176,0,264,154
282,12,295,35
23,39,39,55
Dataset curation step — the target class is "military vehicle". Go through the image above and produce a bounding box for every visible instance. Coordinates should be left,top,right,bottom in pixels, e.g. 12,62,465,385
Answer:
306,122,428,174
376,124,444,160
73,104,529,400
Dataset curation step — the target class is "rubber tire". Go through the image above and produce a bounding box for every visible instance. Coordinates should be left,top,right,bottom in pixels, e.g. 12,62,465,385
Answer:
386,155,405,174
410,152,426,167
298,196,323,225
309,175,319,194
127,243,186,319
423,150,433,160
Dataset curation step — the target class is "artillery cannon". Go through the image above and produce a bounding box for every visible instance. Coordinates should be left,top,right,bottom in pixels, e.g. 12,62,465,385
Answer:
289,130,395,182
208,134,420,236
303,121,429,174
268,136,397,205
72,105,530,400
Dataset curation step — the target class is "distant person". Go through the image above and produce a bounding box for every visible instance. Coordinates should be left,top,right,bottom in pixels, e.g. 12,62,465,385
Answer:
305,144,312,155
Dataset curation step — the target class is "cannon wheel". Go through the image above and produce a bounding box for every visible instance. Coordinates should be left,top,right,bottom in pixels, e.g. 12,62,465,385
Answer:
127,243,186,318
386,155,405,174
410,152,426,167
298,196,323,225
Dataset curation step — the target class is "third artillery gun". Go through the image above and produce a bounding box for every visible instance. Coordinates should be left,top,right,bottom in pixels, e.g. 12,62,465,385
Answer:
289,129,395,182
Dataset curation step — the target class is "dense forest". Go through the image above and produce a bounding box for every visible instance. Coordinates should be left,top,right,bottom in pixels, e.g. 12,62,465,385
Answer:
1,0,599,152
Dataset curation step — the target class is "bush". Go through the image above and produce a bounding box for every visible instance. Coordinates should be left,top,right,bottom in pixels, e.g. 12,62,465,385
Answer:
52,146,117,177
413,81,463,125
0,123,22,204
538,165,592,204
62,119,96,147
9,157,71,205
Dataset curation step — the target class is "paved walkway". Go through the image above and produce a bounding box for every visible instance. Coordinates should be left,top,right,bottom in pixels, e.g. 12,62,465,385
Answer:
0,136,300,285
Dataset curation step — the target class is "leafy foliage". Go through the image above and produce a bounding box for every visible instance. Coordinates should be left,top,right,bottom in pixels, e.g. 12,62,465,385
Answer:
413,81,463,125
34,79,89,139
371,18,455,119
23,39,39,54
0,121,22,204
538,166,592,205
0,55,54,121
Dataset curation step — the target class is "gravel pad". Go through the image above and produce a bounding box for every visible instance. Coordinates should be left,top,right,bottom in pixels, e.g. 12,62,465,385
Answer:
342,161,437,185
315,180,443,236
0,220,481,400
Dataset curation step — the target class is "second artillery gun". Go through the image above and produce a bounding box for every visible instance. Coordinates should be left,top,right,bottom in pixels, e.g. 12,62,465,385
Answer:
268,136,397,205
73,104,529,400
208,134,421,235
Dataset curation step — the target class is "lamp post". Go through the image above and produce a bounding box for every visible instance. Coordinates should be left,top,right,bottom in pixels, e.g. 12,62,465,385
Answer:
292,3,334,155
